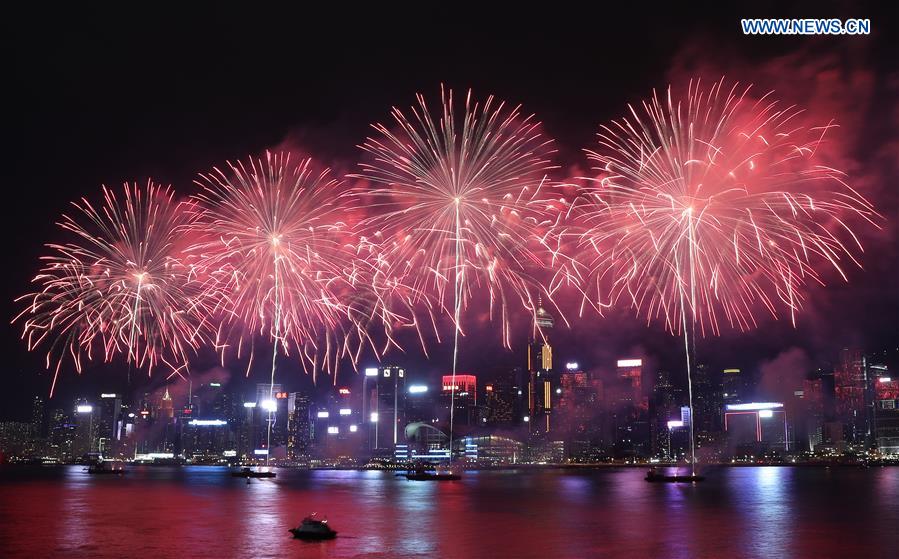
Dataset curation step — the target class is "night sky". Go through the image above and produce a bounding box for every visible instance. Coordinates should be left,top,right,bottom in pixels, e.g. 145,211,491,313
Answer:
5,3,897,417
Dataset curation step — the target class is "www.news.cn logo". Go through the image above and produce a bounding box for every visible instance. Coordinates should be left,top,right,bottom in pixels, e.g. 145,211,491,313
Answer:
741,18,870,35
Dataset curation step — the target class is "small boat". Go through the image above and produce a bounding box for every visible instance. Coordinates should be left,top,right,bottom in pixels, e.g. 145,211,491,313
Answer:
289,514,337,540
404,465,461,481
231,466,276,478
645,467,704,483
86,460,126,475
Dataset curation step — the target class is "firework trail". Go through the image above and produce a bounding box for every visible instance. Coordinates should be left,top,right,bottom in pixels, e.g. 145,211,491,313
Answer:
353,86,561,448
188,152,390,461
14,181,209,396
573,78,879,473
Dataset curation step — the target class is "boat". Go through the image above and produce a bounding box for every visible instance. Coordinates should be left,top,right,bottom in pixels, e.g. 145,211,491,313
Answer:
231,466,276,478
404,465,461,481
86,460,126,475
645,467,705,483
289,514,337,540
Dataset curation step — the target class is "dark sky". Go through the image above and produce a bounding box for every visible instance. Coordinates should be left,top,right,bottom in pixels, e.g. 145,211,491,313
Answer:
4,3,897,418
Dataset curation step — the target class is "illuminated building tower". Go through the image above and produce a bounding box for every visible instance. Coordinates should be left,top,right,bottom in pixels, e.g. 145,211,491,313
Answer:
368,366,406,454
873,373,899,455
722,368,743,405
691,364,724,458
527,305,555,434
31,396,45,439
254,383,288,457
406,381,435,424
442,374,478,429
159,388,174,420
616,359,645,409
287,392,312,462
557,362,593,459
834,348,867,444
73,400,97,458
610,358,650,458
484,371,515,427
724,402,788,458
650,370,677,460
799,377,826,451
97,393,122,457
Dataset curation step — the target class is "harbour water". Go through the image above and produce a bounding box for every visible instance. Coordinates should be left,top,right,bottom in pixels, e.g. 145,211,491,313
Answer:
1,465,897,558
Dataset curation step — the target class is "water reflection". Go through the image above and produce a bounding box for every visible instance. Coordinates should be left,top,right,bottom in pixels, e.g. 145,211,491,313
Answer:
0,465,896,558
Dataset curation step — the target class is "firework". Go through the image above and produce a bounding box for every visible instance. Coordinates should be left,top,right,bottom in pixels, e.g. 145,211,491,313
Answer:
573,78,879,472
575,78,878,333
188,151,380,381
354,86,562,345
14,181,208,396
353,86,561,442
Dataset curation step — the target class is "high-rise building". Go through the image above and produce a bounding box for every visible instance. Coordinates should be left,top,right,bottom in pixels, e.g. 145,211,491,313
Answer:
442,374,478,429
97,393,122,456
527,306,555,434
287,392,312,461
834,348,867,444
367,366,406,453
73,400,97,458
31,396,45,439
873,375,899,455
722,368,743,404
724,402,788,457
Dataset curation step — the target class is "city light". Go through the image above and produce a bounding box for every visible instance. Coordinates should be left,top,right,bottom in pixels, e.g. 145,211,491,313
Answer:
243,402,257,408
209,382,221,387
317,411,330,418
76,405,93,413
261,399,277,412
409,384,428,394
617,359,642,367
566,362,579,370
100,393,117,398
327,426,339,434
667,420,684,429
759,410,774,418
339,387,351,395
880,377,892,383
365,367,378,377
370,412,379,422
723,369,741,374
725,402,784,411
254,449,269,455
523,416,530,422
339,408,352,416
349,424,358,433
222,450,236,457
556,388,562,394
188,419,228,426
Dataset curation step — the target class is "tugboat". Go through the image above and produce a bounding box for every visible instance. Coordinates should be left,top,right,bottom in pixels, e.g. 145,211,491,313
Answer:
404,464,461,481
86,460,126,475
231,466,276,479
289,514,338,540
645,467,705,483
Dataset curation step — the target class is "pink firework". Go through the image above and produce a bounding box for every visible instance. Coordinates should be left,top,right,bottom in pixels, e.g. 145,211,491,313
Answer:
188,151,378,381
572,78,879,474
353,86,563,444
574,78,879,336
14,181,208,396
353,86,562,349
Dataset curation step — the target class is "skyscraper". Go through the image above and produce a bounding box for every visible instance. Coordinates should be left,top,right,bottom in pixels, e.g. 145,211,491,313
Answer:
368,366,406,453
834,348,867,444
287,392,312,462
527,305,555,434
